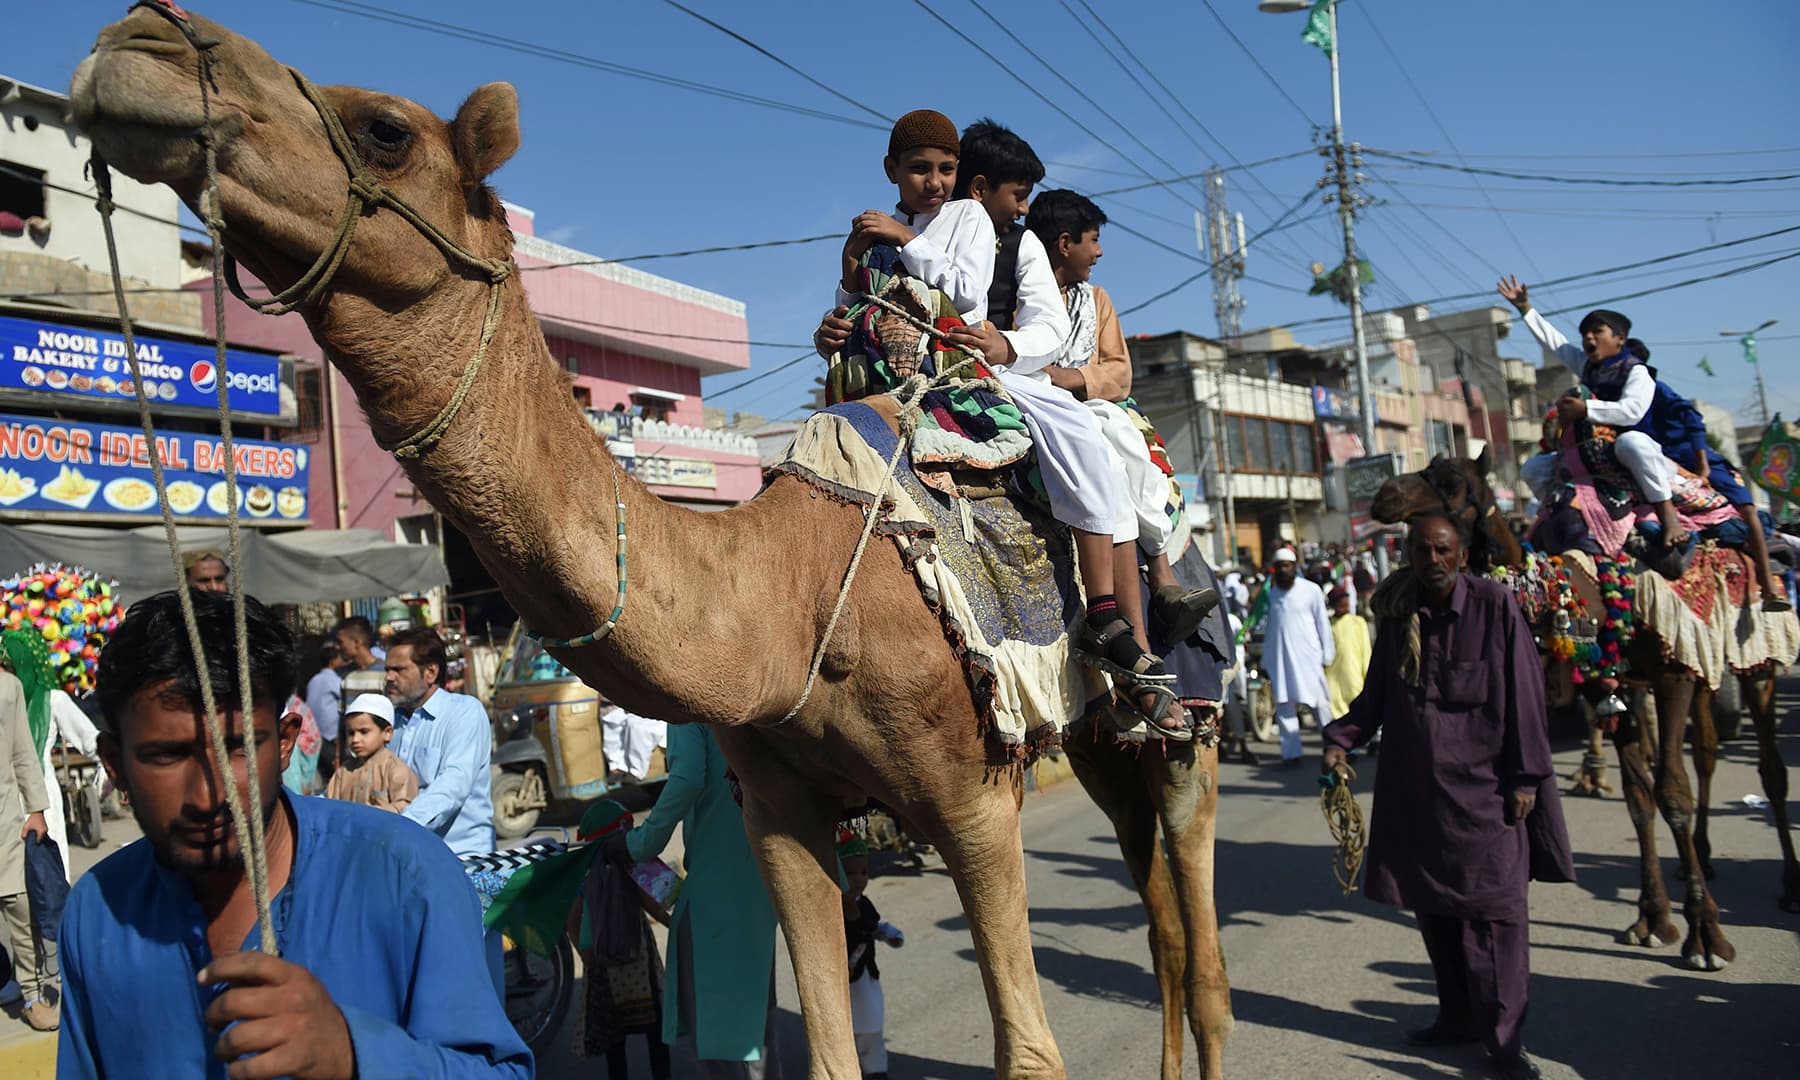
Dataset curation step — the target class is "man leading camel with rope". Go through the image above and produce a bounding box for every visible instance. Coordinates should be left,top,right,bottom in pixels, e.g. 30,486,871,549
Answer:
1321,514,1574,1080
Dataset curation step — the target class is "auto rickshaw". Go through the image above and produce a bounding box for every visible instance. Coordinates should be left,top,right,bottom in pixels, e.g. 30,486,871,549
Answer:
487,624,667,839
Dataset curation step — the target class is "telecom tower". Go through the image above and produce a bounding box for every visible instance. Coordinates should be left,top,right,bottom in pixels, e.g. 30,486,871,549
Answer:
1200,169,1246,342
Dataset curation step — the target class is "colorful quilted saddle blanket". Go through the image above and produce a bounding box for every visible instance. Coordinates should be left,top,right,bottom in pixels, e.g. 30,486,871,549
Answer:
768,400,1104,759
1533,413,1737,560
825,245,1033,501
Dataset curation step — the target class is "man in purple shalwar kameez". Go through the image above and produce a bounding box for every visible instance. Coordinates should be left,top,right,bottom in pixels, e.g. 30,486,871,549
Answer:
1323,515,1574,1080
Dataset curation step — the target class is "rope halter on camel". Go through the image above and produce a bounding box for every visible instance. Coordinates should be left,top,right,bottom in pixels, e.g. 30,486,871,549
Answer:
87,0,288,954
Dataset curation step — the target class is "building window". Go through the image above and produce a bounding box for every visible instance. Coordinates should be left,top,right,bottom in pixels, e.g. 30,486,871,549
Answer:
1220,414,1320,476
279,366,325,444
0,161,46,221
1242,418,1271,472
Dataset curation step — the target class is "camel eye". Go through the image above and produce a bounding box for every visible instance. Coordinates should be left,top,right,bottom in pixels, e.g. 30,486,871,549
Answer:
365,118,412,152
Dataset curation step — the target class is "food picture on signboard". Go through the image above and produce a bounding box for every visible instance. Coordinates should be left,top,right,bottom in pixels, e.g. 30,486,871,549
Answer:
206,480,242,514
165,479,204,515
0,468,36,505
41,465,100,509
102,477,158,513
246,483,275,517
277,485,305,518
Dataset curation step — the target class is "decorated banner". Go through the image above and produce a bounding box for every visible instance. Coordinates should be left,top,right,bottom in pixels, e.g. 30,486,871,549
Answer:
0,412,309,523
0,564,123,695
0,314,286,419
1747,415,1799,507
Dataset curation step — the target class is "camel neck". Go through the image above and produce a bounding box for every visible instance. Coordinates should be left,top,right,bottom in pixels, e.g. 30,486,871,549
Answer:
307,276,804,726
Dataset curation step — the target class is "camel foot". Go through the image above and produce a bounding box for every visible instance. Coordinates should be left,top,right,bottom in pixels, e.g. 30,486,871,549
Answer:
1682,922,1736,971
1620,917,1680,948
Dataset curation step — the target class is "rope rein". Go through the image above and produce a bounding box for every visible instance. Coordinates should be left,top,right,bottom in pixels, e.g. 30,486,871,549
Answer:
1319,761,1368,895
89,0,277,953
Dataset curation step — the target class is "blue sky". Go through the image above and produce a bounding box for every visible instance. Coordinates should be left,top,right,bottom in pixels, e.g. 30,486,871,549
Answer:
23,0,1800,426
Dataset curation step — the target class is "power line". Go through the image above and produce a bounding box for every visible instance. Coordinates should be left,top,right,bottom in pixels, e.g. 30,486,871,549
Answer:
1383,146,1800,162
1246,232,1800,337
656,0,892,124
703,352,817,400
0,161,204,236
1118,191,1320,317
519,233,840,271
1366,149,1800,188
289,0,886,131
1353,5,1557,306
1537,250,1800,316
1197,0,1318,125
1081,149,1318,197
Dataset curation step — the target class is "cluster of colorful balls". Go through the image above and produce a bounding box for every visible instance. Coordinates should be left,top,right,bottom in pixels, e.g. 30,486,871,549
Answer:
1587,558,1637,690
0,564,123,695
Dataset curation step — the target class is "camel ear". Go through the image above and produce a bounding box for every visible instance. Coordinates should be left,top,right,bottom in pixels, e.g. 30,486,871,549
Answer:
452,83,520,183
1474,443,1493,477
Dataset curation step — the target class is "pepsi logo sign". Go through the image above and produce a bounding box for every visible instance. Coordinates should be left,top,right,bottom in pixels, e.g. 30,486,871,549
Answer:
189,361,277,396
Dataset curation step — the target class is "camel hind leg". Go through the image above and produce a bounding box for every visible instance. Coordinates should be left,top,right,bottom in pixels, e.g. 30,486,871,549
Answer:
1647,672,1735,971
1742,668,1800,912
1068,734,1189,1080
1152,738,1233,1080
1690,683,1720,880
1612,687,1679,947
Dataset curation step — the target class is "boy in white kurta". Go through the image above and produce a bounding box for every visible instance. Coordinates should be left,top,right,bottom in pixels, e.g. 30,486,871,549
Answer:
1024,188,1219,643
822,112,1187,737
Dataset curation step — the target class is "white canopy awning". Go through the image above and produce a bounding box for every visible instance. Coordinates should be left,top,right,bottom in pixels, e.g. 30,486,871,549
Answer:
0,523,448,604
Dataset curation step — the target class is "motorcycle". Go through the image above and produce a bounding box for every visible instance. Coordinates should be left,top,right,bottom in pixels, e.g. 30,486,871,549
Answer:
462,829,579,1056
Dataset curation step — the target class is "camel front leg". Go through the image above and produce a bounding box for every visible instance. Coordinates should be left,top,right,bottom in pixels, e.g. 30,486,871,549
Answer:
918,777,1066,1079
1069,735,1188,1080
1743,668,1800,912
1647,673,1735,971
1573,701,1612,796
733,777,861,1080
1612,692,1678,947
1690,683,1719,880
1154,740,1233,1080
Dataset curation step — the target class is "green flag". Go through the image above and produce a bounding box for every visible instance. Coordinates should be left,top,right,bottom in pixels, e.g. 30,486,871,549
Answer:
1747,415,1797,507
1698,356,1715,377
1302,0,1334,56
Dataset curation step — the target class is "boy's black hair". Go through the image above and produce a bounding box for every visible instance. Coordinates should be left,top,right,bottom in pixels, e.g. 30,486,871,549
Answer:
331,614,375,648
97,589,299,735
1026,189,1108,250
951,119,1045,199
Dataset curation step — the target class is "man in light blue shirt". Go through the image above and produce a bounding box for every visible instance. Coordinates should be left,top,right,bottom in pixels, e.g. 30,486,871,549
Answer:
61,589,529,1078
386,628,495,857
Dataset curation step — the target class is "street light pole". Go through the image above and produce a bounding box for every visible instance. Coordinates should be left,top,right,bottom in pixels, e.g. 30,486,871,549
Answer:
1721,318,1778,427
1263,0,1384,573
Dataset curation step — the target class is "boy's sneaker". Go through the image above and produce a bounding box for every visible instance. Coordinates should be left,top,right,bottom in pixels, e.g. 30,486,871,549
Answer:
1150,585,1220,646
22,999,59,1031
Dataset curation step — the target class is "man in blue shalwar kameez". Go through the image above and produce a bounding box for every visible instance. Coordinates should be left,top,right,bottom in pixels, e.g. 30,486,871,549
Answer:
57,589,530,1079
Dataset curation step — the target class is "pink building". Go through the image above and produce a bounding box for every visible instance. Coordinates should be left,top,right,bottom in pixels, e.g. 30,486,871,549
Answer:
201,205,760,624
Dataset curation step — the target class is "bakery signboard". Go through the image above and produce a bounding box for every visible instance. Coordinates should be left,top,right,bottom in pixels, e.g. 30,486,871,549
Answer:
0,314,290,422
0,413,309,524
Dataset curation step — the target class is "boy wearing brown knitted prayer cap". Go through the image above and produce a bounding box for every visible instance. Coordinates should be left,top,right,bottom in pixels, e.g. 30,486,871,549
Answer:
822,111,1196,740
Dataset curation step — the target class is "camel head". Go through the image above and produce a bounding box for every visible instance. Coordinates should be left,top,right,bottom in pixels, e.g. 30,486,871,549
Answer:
69,3,521,307
1372,446,1522,572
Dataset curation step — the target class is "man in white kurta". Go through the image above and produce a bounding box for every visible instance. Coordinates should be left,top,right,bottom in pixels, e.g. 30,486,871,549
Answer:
1262,547,1334,764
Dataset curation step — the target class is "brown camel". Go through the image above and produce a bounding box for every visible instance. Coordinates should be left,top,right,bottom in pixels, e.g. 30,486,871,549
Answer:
69,6,1233,1075
1372,454,1800,974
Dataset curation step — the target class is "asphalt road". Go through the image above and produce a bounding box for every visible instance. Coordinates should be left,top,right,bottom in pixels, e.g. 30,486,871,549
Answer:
37,695,1800,1079
561,697,1800,1079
